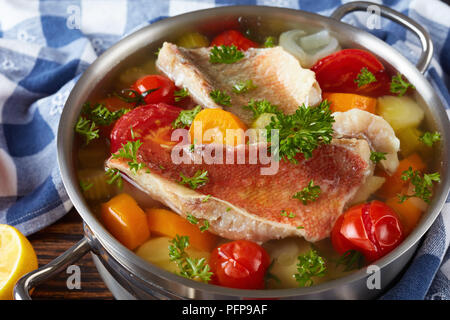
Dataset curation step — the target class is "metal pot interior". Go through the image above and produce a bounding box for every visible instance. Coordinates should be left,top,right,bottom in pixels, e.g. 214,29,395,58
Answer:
58,6,450,299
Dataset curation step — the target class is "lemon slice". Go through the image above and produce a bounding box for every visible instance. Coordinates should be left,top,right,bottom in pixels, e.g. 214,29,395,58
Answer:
0,224,38,300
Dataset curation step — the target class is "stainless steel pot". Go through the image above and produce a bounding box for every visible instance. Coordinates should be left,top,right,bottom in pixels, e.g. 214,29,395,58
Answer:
14,2,450,300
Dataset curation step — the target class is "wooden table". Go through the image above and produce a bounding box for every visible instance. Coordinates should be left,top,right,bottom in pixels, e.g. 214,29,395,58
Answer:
28,209,114,300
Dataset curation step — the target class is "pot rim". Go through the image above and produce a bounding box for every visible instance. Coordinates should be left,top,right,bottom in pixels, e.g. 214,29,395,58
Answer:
57,5,450,298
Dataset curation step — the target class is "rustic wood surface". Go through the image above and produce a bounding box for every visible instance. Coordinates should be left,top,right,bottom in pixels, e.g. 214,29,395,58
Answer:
28,208,114,300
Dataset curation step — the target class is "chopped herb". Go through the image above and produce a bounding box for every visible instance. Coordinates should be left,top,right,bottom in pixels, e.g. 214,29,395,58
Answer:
114,87,160,105
159,165,165,170
264,36,276,48
232,79,257,94
172,105,202,129
155,47,161,57
335,250,365,272
179,170,209,190
266,100,335,162
294,249,327,287
75,116,99,145
243,99,280,119
82,103,129,126
398,168,440,203
189,143,195,153
209,45,245,64
202,195,212,203
210,89,231,107
168,235,212,282
370,151,387,164
186,214,198,225
199,220,210,232
226,207,231,212
390,73,415,96
419,131,441,147
79,180,93,192
297,226,305,229
293,180,321,205
174,88,190,102
112,139,144,174
280,210,295,218
105,168,123,189
354,67,377,87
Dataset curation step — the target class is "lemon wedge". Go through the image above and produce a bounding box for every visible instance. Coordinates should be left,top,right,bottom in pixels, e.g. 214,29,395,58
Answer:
0,224,38,300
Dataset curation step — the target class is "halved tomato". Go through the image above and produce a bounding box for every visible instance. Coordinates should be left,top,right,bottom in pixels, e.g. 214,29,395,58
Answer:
110,103,182,153
211,30,258,51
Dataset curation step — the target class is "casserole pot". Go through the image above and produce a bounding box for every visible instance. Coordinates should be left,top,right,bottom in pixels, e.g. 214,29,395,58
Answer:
14,2,450,300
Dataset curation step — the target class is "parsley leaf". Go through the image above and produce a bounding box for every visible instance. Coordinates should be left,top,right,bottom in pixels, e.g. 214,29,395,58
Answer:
172,105,202,129
105,168,123,189
79,180,93,192
174,88,190,102
266,100,335,162
264,36,276,48
390,73,415,96
294,249,327,287
398,167,440,203
232,79,257,94
370,151,387,164
112,140,144,174
199,220,210,232
179,170,209,190
210,90,231,107
243,99,280,119
354,67,377,87
82,103,129,126
280,210,296,218
419,131,441,147
335,250,365,272
168,235,212,283
293,180,321,205
186,214,199,225
209,45,245,64
75,117,99,145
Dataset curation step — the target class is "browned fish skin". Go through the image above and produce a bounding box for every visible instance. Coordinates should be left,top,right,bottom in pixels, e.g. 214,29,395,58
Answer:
107,138,372,242
156,42,322,125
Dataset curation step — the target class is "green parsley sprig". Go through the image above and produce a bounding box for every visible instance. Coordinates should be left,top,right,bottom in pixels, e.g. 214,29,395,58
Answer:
179,170,209,190
243,99,280,119
79,180,93,192
390,73,415,96
168,235,212,283
335,250,365,272
294,249,327,287
172,105,202,129
75,117,99,145
264,36,276,48
370,151,387,164
105,168,123,189
419,131,441,147
210,89,231,107
112,139,144,174
266,100,335,162
354,67,377,87
293,180,321,205
82,103,129,126
398,167,440,203
209,45,245,64
174,88,190,102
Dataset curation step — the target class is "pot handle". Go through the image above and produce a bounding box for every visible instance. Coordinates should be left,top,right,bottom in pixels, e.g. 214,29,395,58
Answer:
331,1,433,74
13,237,92,300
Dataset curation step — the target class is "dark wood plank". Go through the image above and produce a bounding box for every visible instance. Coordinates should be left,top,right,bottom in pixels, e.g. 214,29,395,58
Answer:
28,209,114,300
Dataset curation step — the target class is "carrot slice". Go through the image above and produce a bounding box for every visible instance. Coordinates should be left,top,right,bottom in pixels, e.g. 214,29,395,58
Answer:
377,153,426,198
322,92,377,113
189,109,247,146
101,193,150,250
386,197,425,236
146,208,218,252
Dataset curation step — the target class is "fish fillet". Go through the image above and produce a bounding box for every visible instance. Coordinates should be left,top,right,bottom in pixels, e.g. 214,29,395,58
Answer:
106,138,373,242
156,42,322,125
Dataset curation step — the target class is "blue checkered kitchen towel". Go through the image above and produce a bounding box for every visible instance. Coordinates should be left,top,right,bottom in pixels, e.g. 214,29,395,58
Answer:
0,0,449,300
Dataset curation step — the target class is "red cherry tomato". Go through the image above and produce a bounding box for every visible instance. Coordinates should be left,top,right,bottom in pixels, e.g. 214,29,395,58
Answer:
211,30,258,51
110,103,181,153
311,49,391,97
209,240,270,289
331,200,404,262
132,75,176,105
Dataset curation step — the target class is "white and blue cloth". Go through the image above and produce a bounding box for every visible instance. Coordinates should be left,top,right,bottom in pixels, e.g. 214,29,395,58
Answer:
0,0,448,300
